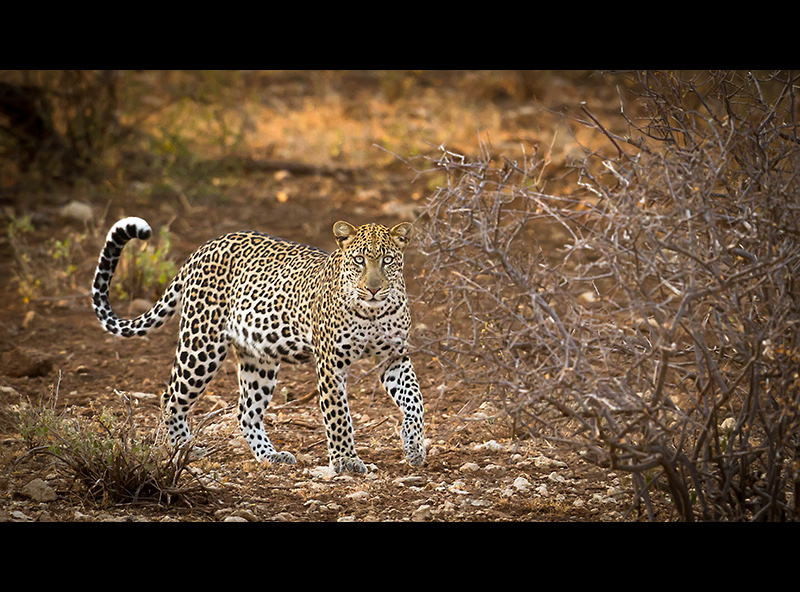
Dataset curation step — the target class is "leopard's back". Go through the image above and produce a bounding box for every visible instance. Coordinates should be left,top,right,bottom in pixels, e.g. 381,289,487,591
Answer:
202,231,328,363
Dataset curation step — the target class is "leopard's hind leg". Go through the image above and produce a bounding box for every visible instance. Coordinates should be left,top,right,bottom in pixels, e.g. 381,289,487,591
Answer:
161,316,228,449
234,348,296,465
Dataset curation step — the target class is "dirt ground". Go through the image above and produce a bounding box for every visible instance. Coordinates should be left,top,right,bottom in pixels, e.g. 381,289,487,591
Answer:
0,70,638,522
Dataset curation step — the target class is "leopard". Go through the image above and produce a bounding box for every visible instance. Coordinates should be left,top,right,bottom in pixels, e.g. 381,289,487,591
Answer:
91,217,426,474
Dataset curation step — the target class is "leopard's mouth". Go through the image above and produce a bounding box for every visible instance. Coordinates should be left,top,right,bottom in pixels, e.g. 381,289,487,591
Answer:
358,288,386,303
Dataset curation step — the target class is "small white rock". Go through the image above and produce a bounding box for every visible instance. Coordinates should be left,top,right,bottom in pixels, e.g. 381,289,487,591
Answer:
0,385,21,397
513,476,532,493
474,439,504,452
394,475,426,487
459,462,480,472
534,455,568,469
308,465,337,480
232,508,259,522
411,505,432,522
448,480,470,495
20,478,57,502
59,200,94,223
223,516,248,522
484,463,505,474
346,490,370,501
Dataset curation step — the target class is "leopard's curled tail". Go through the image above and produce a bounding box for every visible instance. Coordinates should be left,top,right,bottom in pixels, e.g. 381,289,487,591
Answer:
92,217,182,337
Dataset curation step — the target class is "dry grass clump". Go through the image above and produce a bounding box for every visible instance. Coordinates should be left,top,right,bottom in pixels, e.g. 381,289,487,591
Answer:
16,378,214,507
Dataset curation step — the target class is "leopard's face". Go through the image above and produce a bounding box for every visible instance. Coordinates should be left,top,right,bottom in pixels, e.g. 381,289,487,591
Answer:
333,221,411,308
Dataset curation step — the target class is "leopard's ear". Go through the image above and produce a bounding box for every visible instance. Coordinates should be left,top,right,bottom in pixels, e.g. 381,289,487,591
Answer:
333,221,357,249
390,222,412,250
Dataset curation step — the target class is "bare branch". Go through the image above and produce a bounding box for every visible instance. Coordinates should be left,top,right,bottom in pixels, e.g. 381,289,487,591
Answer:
414,70,800,521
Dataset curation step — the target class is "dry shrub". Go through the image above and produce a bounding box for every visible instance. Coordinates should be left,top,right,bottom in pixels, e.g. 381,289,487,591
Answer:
415,71,800,521
17,378,217,507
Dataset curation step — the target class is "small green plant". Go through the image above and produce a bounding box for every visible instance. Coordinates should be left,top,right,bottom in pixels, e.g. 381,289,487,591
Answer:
6,214,95,302
6,214,40,302
114,224,178,301
6,214,36,298
7,212,35,239
48,237,78,280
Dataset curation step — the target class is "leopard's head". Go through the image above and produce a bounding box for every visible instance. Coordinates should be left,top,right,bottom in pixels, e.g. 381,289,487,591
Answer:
333,221,412,308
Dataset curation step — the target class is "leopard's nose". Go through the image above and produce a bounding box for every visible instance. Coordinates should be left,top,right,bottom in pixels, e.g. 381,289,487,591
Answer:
367,287,380,296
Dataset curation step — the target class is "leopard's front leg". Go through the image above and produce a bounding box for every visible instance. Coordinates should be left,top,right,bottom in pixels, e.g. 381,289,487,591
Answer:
316,360,367,474
381,355,426,467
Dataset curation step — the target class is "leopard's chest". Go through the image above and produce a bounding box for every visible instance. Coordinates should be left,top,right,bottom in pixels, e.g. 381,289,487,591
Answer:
322,300,411,362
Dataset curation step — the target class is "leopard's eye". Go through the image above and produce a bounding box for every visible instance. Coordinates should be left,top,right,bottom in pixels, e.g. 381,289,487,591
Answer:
353,255,365,265
382,255,394,265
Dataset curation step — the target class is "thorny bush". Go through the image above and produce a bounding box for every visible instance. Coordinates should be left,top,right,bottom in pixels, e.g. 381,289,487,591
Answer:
414,71,800,521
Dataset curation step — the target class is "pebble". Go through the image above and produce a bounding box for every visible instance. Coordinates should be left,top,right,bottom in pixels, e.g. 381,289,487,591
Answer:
1,347,54,378
394,475,426,487
534,455,568,469
448,480,470,495
308,466,336,480
127,298,154,316
474,440,504,452
0,385,21,397
20,478,57,502
411,504,432,522
346,490,370,501
59,200,94,223
223,515,249,522
232,508,259,522
513,476,532,493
